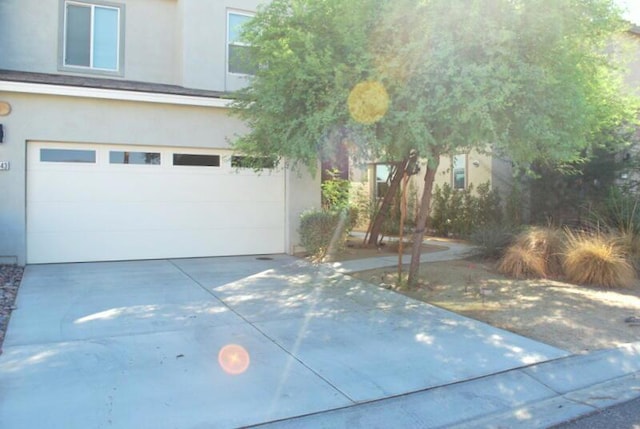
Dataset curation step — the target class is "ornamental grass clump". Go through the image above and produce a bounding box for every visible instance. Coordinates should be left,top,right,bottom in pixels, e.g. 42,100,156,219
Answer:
497,244,547,279
497,227,564,278
563,230,635,288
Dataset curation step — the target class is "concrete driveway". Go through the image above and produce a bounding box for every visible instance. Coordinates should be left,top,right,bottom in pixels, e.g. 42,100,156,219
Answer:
0,255,568,428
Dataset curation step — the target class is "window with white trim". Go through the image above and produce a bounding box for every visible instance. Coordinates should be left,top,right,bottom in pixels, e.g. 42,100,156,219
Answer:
452,154,466,190
375,164,392,199
63,1,122,72
227,11,256,75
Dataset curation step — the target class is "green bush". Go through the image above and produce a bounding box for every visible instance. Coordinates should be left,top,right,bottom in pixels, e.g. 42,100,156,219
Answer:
470,225,517,259
505,182,524,226
593,187,640,236
475,182,503,227
299,210,340,258
430,181,502,237
321,169,351,210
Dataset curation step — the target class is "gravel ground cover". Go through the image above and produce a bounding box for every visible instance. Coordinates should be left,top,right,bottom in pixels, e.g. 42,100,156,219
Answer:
0,264,24,353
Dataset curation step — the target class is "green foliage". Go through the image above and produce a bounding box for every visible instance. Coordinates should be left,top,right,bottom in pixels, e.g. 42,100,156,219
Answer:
231,0,636,174
470,225,517,259
298,210,341,258
594,187,640,236
528,134,636,225
430,182,502,237
475,182,503,227
504,182,524,227
588,187,640,268
321,169,351,210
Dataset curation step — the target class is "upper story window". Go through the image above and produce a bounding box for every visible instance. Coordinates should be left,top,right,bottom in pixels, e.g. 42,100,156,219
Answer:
227,11,257,75
62,1,123,74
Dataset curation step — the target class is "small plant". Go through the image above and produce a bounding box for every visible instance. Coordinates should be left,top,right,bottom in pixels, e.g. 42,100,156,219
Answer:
497,226,564,278
470,225,516,259
563,230,635,288
497,243,547,278
321,169,351,210
299,210,341,259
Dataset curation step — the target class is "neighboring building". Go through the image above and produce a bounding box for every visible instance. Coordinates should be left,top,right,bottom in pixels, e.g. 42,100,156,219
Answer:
347,150,513,230
0,0,319,265
365,150,513,204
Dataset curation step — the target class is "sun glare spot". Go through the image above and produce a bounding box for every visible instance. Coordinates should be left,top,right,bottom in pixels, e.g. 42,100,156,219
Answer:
415,333,434,345
218,344,250,375
348,81,389,124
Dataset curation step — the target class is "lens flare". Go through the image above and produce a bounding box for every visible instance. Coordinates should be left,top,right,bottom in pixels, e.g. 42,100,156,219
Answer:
347,81,389,125
218,344,250,375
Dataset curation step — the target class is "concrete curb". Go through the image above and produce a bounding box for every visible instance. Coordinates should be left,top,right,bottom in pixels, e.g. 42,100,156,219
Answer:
251,343,640,428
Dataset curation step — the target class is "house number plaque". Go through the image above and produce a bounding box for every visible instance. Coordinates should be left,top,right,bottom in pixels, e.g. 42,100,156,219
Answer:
0,161,10,171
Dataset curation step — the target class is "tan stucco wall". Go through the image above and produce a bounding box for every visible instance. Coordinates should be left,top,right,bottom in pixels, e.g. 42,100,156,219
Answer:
357,149,513,225
622,31,640,95
0,92,317,263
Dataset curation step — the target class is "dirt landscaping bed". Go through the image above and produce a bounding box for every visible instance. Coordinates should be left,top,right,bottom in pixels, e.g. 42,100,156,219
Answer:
344,239,640,354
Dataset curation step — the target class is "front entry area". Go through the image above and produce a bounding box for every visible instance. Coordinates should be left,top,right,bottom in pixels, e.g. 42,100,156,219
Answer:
26,142,286,263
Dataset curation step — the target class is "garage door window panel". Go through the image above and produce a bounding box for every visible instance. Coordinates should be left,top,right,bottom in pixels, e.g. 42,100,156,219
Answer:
40,148,96,163
110,151,160,165
173,154,220,167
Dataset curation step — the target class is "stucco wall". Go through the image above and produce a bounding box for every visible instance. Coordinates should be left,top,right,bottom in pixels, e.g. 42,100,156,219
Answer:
0,92,316,263
622,31,640,95
358,149,512,228
0,0,266,92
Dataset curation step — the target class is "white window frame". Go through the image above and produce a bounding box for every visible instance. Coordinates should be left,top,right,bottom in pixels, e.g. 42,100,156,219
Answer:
452,154,467,190
61,0,123,74
227,10,255,76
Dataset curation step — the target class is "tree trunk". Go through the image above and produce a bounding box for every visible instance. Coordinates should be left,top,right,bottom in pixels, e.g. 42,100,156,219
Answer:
366,159,408,246
408,158,439,287
397,173,409,282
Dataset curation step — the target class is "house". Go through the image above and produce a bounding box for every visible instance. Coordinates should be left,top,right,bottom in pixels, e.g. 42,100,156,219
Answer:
0,0,319,265
360,150,514,210
343,149,514,235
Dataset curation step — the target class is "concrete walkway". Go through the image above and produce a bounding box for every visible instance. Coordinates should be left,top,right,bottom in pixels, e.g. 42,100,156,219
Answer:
328,238,473,273
0,246,638,428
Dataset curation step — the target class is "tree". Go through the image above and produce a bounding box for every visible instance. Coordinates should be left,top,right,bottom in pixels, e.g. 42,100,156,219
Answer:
231,0,638,286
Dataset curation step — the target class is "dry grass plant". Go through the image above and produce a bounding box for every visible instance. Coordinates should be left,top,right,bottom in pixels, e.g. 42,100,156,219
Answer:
497,227,564,278
563,230,636,288
497,245,547,278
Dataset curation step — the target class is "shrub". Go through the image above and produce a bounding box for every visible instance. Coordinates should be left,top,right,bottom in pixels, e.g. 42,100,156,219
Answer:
475,182,503,227
563,230,635,288
589,187,640,267
498,244,547,278
430,181,502,238
497,226,564,278
299,210,340,258
470,225,516,259
321,169,351,210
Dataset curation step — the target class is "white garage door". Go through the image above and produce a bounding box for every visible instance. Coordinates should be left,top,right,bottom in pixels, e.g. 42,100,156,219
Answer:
27,142,286,263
